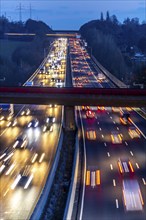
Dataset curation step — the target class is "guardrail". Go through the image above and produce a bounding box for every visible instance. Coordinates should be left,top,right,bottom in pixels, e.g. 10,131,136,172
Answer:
30,107,64,220
91,55,127,88
23,42,53,86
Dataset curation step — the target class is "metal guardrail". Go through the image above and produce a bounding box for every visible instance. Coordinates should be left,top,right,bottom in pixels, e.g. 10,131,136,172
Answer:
30,128,64,220
91,55,127,88
23,42,53,86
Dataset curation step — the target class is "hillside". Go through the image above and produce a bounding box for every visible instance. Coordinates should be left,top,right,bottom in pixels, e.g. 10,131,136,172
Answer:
80,13,146,86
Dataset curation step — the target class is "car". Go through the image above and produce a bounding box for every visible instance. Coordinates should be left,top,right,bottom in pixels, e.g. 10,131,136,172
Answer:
120,112,131,125
11,166,33,190
21,108,30,116
128,126,140,138
118,158,134,174
97,106,105,111
50,78,56,82
48,104,57,108
31,152,45,163
28,119,39,128
111,131,122,144
86,110,95,119
42,123,53,132
13,134,28,149
7,118,17,127
82,106,89,111
86,129,96,140
46,116,55,124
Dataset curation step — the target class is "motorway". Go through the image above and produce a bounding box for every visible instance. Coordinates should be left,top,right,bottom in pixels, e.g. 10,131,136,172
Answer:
0,38,67,220
69,37,146,220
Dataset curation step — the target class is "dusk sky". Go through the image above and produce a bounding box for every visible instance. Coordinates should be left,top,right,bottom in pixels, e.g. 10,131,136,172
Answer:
0,0,146,29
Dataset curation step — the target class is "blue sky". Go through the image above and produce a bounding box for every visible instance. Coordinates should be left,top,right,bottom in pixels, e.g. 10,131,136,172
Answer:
0,0,146,29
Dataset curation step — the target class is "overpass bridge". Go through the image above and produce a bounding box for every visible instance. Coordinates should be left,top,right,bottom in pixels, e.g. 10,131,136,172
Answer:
4,31,79,38
0,87,146,107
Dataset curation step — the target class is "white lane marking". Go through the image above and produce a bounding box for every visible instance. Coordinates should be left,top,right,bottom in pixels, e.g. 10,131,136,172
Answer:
3,188,9,197
107,152,110,157
116,199,119,208
107,112,109,115
110,164,113,170
130,151,134,156
110,116,112,119
142,178,146,185
117,127,119,130
113,179,116,187
113,121,116,124
125,141,128,146
136,163,140,169
99,127,102,131
104,142,107,146
79,108,86,220
102,134,104,138
97,122,100,125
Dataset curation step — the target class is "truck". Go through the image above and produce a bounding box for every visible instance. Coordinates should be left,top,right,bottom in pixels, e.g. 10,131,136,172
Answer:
122,179,144,211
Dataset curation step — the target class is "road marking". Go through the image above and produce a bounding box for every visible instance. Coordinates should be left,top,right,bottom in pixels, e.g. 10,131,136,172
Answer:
107,112,109,115
113,179,116,186
110,164,113,170
91,171,96,188
116,199,119,208
102,134,104,138
125,141,128,146
136,163,140,169
110,116,112,119
130,151,134,156
107,152,110,157
117,127,119,130
113,121,116,124
99,127,102,131
104,142,107,146
97,122,100,125
142,178,146,185
3,188,9,197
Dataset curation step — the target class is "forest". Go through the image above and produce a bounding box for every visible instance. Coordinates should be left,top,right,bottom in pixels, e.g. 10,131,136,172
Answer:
0,17,52,86
80,12,146,87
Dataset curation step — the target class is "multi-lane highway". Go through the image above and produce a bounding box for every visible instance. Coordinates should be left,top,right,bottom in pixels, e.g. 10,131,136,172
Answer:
0,35,146,220
0,38,67,220
69,37,146,220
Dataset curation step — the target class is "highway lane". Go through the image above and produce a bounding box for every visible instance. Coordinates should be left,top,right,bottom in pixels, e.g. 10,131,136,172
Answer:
68,37,146,220
81,107,146,220
0,105,62,220
0,38,67,220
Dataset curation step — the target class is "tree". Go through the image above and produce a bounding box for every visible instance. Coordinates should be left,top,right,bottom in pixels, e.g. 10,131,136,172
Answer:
138,37,146,53
111,15,119,25
100,12,104,21
106,11,110,22
123,17,131,25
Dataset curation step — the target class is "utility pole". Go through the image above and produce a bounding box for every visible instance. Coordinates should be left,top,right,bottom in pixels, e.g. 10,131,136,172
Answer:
19,3,22,21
